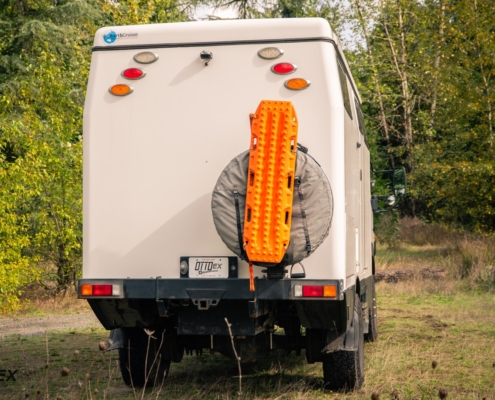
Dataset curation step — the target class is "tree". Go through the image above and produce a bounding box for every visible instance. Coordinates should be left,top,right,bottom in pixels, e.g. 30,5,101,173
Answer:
0,0,100,308
411,0,495,231
346,0,495,232
0,0,188,311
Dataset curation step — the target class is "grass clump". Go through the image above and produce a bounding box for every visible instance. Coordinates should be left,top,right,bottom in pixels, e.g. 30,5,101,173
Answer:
1,217,494,399
376,217,495,290
1,290,494,399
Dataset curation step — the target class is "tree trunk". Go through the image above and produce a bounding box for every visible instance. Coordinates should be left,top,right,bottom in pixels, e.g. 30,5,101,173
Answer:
473,0,493,147
381,0,414,170
353,0,391,143
430,0,445,127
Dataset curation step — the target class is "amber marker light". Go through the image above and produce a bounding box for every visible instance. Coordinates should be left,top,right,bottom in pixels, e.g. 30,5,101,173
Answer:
284,78,311,91
80,284,93,296
323,285,337,298
109,84,133,96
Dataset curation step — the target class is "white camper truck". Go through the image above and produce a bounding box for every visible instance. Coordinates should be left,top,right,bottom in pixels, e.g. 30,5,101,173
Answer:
79,17,403,391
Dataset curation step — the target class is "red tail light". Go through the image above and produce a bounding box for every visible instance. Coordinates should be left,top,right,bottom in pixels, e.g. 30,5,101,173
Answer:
271,63,297,75
92,285,113,296
122,68,145,80
302,285,323,297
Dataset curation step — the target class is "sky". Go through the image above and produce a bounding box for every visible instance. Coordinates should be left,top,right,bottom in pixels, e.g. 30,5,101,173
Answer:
194,5,239,20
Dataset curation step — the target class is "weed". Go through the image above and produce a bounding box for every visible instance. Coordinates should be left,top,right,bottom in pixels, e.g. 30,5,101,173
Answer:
375,212,401,249
376,218,495,290
1,288,494,399
1,218,494,399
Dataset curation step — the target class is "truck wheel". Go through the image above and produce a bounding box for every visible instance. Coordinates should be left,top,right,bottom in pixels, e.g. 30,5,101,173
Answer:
322,294,364,391
365,277,378,342
118,328,171,388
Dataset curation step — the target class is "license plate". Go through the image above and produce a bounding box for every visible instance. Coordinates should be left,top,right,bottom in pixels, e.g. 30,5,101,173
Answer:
189,257,229,278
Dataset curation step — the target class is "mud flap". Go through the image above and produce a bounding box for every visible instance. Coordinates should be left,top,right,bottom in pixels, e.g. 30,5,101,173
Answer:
322,301,359,354
107,328,125,351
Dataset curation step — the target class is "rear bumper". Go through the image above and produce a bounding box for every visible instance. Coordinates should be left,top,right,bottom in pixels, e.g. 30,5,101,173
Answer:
78,278,347,333
77,278,343,301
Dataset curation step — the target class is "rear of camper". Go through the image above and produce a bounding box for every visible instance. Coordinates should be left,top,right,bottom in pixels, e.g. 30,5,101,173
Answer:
79,18,378,390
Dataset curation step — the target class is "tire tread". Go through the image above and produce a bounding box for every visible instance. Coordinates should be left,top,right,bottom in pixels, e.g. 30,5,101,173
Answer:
322,294,365,391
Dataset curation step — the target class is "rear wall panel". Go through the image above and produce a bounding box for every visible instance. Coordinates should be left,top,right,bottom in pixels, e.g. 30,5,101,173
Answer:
83,21,347,281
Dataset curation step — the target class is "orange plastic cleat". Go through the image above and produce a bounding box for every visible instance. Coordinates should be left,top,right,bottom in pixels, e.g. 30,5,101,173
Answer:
243,100,298,264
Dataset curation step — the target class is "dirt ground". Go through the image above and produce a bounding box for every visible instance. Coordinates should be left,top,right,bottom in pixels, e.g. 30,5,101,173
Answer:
0,312,102,339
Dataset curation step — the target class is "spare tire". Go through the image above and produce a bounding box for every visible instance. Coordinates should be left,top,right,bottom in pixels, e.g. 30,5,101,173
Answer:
211,149,333,267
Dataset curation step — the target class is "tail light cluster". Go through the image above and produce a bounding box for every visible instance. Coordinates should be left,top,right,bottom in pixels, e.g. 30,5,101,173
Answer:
109,47,310,96
258,47,310,91
293,284,337,298
109,51,158,96
80,283,121,297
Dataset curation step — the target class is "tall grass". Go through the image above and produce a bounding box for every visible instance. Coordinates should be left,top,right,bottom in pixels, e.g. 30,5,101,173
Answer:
377,217,495,290
2,218,494,399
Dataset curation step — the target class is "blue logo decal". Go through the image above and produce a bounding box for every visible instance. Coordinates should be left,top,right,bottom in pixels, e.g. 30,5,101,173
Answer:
103,30,117,44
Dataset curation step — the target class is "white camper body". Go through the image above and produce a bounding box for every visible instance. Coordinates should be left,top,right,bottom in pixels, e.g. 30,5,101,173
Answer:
80,18,377,391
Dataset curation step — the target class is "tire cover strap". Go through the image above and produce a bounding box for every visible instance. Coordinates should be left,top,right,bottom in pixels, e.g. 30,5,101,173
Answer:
296,177,312,254
233,189,246,261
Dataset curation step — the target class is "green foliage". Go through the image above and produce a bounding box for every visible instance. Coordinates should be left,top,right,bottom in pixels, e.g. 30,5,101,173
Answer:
0,175,37,312
0,0,493,310
102,0,187,25
198,0,345,37
346,0,495,233
374,212,401,249
0,0,188,312
0,0,94,310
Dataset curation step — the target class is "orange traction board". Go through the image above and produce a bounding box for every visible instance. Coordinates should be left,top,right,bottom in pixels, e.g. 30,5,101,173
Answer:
243,100,298,264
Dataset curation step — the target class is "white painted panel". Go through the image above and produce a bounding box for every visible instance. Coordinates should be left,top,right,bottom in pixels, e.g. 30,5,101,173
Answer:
83,20,348,281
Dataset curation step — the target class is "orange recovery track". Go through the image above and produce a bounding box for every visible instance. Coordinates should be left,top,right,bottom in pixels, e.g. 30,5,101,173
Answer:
243,100,298,264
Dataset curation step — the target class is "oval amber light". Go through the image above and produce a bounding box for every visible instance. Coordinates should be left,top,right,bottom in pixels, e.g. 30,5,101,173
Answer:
272,63,296,74
109,84,133,96
284,78,311,91
122,68,145,79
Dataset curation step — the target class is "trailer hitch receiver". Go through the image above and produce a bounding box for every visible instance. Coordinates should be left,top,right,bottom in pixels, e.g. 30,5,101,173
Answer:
186,289,226,310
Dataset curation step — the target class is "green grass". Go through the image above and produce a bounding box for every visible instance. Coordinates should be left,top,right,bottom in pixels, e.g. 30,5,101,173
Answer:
375,243,450,271
1,289,494,400
2,218,494,399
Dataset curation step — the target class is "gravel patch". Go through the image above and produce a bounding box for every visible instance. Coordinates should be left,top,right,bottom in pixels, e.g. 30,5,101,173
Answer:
0,313,103,338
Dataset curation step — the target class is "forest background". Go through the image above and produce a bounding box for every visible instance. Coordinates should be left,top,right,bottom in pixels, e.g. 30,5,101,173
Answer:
0,0,493,311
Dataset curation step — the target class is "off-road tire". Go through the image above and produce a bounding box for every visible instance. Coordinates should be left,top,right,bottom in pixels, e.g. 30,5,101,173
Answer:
118,328,171,388
365,276,378,342
322,294,364,391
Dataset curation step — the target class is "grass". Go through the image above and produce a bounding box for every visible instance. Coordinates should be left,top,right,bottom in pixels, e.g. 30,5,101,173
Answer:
0,290,92,320
1,218,494,399
376,217,495,289
376,244,448,270
0,288,494,399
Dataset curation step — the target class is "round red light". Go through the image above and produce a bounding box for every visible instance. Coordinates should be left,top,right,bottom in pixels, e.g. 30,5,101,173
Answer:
271,63,297,75
122,68,145,80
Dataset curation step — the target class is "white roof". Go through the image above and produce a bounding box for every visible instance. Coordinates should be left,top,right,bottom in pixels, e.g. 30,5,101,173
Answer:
93,18,339,48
